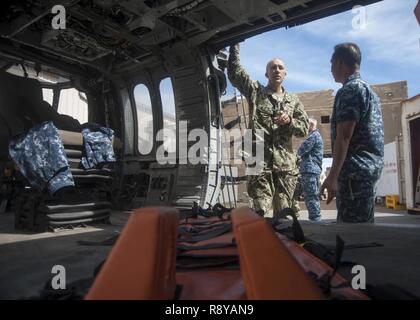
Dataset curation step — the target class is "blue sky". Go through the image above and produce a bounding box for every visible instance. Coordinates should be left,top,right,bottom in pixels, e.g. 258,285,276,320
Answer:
223,0,419,100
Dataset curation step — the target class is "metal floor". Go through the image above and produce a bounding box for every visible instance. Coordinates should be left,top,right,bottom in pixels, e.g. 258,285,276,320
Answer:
0,210,128,300
0,203,419,299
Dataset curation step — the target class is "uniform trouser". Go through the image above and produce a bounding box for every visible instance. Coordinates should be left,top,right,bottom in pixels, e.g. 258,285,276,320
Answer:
247,170,298,217
300,173,321,220
336,177,378,223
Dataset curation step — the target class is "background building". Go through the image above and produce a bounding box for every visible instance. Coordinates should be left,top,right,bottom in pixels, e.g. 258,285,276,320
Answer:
293,81,408,156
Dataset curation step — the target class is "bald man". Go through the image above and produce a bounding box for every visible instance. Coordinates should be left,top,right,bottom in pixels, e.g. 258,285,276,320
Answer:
227,43,309,217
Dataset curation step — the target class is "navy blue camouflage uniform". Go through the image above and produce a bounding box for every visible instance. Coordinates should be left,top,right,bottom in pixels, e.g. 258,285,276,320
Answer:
298,129,323,221
81,126,116,169
331,72,384,223
9,121,74,195
9,122,116,196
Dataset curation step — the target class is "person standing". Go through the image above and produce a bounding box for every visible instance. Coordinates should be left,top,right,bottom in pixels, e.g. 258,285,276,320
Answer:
298,118,323,221
227,43,309,217
321,43,384,223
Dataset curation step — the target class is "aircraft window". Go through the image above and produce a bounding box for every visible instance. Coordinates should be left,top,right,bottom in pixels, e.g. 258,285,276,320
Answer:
57,88,88,124
159,77,176,154
42,88,53,106
134,83,154,155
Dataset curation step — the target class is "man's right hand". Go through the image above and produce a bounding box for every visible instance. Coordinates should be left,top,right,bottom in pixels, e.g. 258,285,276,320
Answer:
321,174,338,204
273,111,291,126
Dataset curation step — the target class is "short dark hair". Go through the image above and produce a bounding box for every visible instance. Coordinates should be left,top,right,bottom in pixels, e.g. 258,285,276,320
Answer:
332,43,361,70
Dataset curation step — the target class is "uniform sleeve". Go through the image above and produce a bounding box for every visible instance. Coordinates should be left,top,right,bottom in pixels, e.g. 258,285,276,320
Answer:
298,133,315,157
227,44,259,100
289,98,309,138
335,85,363,123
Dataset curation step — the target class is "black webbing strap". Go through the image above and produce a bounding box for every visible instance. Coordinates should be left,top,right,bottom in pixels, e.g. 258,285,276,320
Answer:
333,235,345,275
181,203,233,222
212,203,233,216
178,222,232,243
179,220,229,233
77,233,120,246
174,285,183,300
272,207,306,244
177,241,236,253
176,255,239,270
308,235,346,296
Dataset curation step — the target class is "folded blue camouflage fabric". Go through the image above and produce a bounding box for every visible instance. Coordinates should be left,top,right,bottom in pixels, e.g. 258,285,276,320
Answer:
9,121,74,195
81,126,116,169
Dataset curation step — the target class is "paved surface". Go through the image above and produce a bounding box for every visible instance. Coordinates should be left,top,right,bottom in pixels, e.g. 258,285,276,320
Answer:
0,201,419,299
297,201,420,298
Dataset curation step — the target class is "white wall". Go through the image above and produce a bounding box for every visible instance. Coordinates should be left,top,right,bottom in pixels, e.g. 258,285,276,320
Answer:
377,141,399,197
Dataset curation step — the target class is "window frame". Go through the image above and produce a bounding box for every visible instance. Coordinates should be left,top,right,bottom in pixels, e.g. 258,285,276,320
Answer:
132,81,157,157
158,76,177,157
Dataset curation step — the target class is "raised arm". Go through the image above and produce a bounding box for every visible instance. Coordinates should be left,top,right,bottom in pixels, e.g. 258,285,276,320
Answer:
227,43,258,100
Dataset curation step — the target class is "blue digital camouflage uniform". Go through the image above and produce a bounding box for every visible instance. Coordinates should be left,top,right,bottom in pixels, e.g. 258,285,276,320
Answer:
81,126,116,169
298,129,323,221
8,121,74,195
228,44,309,216
331,72,384,223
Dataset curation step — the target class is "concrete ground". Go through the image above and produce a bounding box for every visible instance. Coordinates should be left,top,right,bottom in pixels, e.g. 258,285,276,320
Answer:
298,201,420,297
0,201,419,299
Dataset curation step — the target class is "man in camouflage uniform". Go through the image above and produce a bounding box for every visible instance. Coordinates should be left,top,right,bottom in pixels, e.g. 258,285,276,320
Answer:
298,118,323,221
321,43,384,223
227,43,309,217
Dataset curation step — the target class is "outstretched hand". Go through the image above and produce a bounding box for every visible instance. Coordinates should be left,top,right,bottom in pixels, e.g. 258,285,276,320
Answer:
321,174,338,204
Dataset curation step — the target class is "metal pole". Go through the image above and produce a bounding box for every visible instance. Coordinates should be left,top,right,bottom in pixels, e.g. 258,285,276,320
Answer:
222,164,232,208
228,164,237,207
